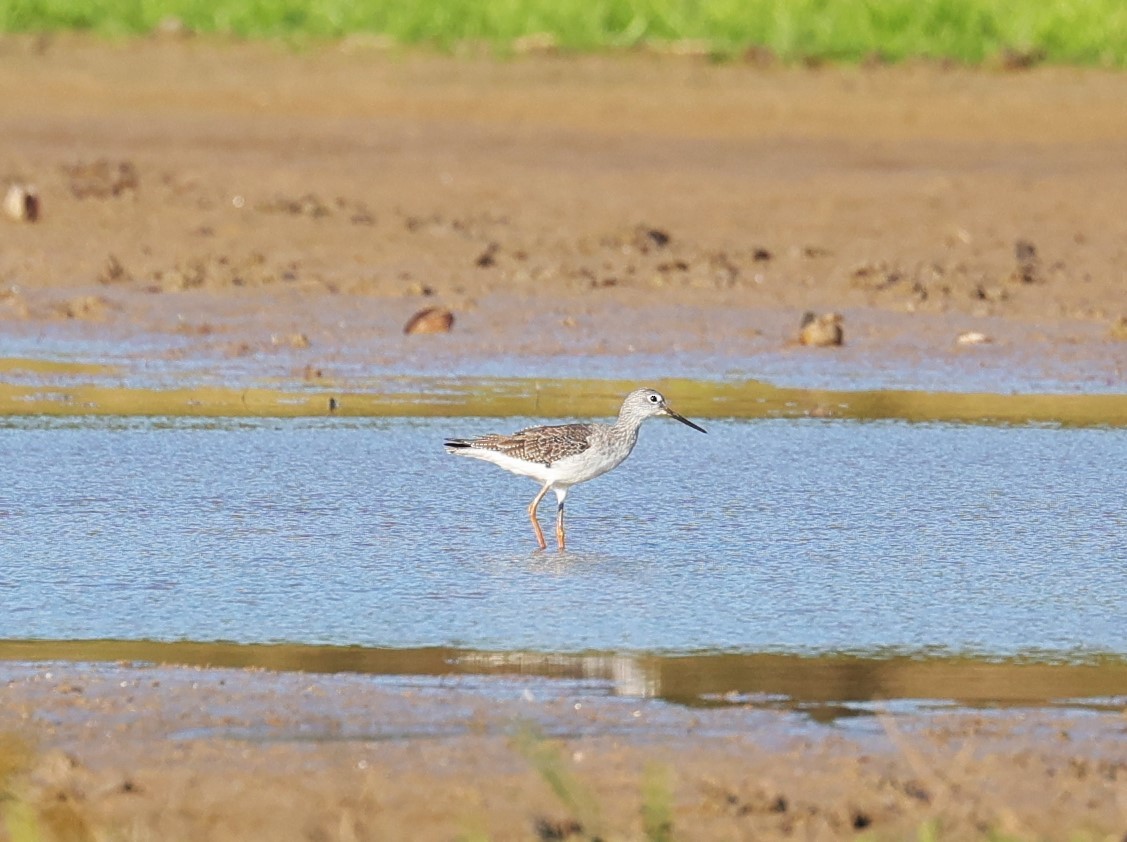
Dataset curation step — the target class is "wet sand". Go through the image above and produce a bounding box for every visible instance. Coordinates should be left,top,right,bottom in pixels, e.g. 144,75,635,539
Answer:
1,37,1126,840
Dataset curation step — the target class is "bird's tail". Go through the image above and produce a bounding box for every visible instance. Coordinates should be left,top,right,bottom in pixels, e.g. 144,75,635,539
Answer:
444,439,473,453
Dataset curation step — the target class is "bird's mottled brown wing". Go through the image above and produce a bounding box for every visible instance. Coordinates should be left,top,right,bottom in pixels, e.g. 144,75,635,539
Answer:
460,423,594,466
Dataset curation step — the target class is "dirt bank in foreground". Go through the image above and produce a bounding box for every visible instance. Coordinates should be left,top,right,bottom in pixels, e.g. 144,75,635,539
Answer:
2,663,1125,841
0,37,1125,389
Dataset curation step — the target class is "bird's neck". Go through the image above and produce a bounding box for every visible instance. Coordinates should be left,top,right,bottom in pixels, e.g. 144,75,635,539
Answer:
612,411,644,438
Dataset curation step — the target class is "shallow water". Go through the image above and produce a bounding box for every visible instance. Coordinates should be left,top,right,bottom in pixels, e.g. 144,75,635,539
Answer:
2,416,1124,662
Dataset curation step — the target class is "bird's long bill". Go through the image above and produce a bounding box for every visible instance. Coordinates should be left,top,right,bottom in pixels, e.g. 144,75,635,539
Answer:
666,407,707,433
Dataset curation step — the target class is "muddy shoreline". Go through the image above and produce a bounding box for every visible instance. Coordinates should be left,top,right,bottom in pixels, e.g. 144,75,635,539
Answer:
2,37,1126,396
3,662,1126,841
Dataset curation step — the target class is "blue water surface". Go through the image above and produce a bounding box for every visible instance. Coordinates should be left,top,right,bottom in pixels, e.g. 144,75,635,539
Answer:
1,416,1124,656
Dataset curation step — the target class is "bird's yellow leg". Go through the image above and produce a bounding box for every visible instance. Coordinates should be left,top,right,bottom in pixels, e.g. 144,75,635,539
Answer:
554,487,569,552
555,504,566,551
528,484,550,550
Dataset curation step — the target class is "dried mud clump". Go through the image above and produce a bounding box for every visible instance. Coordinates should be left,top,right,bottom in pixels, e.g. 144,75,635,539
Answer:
148,254,301,292
404,307,454,335
1007,239,1041,284
1109,316,1127,341
97,255,132,285
799,311,844,347
601,224,672,255
3,183,40,222
255,193,373,223
62,159,139,199
475,242,500,268
847,258,1036,314
257,193,334,218
533,816,584,840
402,209,508,240
849,262,930,306
571,225,764,293
0,288,31,319
272,332,311,349
52,295,119,321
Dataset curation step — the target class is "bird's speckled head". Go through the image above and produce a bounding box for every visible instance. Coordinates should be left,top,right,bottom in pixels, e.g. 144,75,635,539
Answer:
620,388,707,433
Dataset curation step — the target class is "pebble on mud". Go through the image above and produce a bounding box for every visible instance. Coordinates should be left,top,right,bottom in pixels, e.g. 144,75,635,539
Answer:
404,307,454,335
3,183,40,222
1109,317,1127,341
798,311,843,347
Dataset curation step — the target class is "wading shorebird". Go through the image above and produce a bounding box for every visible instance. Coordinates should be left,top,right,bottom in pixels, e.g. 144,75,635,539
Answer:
444,388,706,551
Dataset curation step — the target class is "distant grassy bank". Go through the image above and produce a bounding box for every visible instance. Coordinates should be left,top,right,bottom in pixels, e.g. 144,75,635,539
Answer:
2,0,1126,66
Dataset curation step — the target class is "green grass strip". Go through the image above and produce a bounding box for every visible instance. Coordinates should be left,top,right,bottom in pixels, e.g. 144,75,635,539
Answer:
2,0,1126,66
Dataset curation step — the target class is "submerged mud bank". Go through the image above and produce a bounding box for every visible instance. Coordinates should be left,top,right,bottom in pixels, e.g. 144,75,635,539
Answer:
3,640,1127,711
1,373,1125,426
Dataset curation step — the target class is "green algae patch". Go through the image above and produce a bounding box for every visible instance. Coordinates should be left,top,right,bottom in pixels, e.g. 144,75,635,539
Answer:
0,357,120,377
0,377,1124,426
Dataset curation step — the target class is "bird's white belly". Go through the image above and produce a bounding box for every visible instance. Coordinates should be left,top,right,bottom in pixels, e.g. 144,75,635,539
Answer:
548,445,629,486
454,448,555,483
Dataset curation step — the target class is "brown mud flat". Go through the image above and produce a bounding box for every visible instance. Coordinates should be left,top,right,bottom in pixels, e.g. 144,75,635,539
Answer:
2,662,1126,842
1,36,1126,392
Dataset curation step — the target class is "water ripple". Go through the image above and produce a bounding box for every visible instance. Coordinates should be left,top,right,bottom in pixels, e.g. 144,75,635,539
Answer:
0,417,1123,656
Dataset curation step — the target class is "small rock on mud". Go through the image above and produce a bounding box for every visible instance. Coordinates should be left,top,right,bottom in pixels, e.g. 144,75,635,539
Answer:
798,311,843,347
3,183,40,222
404,307,454,335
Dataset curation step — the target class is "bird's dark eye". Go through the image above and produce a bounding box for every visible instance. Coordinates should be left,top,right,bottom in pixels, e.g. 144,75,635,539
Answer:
649,394,659,402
